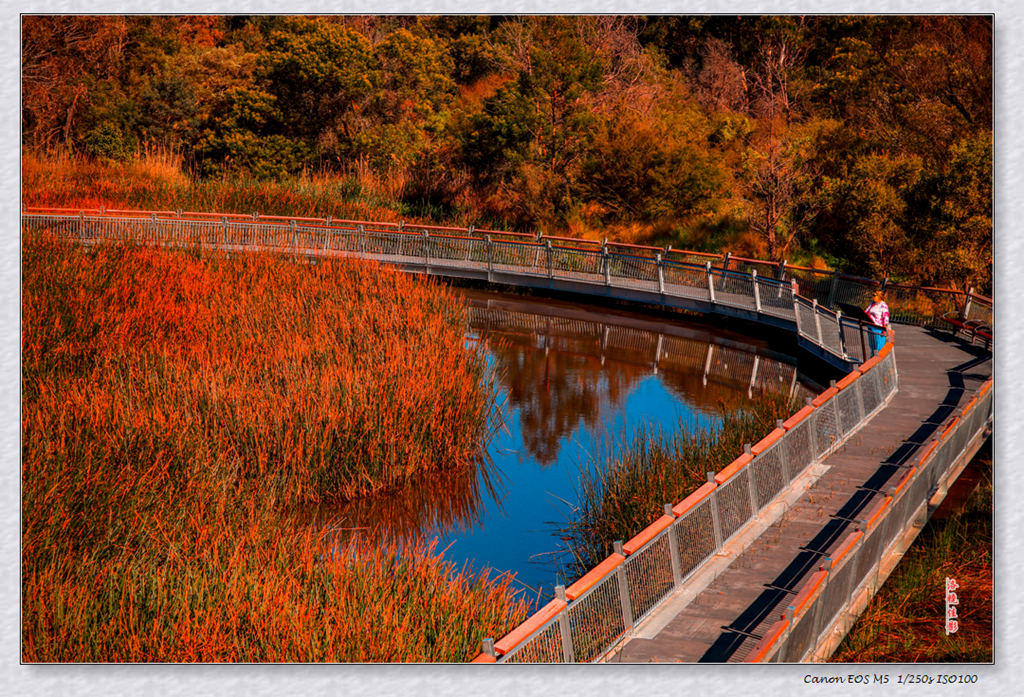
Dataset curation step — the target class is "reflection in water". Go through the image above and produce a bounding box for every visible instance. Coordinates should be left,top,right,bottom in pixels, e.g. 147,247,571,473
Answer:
469,298,813,467
317,289,817,591
296,448,502,547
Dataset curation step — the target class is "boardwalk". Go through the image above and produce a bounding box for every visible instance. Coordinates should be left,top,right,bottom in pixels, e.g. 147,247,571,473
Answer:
612,325,992,662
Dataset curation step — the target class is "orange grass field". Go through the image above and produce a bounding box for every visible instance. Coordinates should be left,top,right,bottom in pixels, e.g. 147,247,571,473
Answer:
22,231,530,661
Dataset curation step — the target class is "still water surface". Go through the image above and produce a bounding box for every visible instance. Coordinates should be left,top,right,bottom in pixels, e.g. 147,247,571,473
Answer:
335,288,817,599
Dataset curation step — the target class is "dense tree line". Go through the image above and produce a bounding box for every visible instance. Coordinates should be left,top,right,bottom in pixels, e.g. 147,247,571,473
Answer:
22,15,991,290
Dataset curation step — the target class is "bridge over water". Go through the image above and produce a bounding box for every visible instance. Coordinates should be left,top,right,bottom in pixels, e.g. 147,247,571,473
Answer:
22,208,993,663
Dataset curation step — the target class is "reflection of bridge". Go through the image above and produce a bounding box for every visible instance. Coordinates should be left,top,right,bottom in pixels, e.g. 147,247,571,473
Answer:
466,295,814,405
22,209,993,663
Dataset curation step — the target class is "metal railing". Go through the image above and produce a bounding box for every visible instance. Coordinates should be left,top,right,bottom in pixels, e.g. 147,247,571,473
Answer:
745,378,993,663
473,345,900,664
23,208,893,373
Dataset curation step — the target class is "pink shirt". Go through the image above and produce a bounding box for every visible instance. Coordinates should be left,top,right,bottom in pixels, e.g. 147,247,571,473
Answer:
866,301,890,328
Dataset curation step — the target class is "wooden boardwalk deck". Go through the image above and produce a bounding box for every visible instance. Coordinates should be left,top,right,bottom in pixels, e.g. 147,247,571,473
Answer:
613,325,992,663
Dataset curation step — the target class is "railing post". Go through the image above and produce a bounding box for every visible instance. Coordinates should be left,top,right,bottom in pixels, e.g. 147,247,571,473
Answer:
358,225,366,254
486,234,493,282
481,638,496,659
653,334,663,374
657,253,665,294
722,251,732,271
612,541,635,629
752,270,762,313
546,240,553,280
812,299,824,345
602,240,611,286
703,344,714,387
706,261,716,303
792,280,802,332
776,420,791,481
778,605,796,661
860,321,869,361
778,259,787,281
554,585,575,662
744,443,759,511
836,310,847,358
422,230,429,270
962,286,974,320
707,472,723,548
289,219,297,257
827,269,838,308
664,503,683,585
805,396,819,456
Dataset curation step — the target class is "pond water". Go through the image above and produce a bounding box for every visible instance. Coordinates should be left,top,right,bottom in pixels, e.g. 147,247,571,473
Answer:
330,287,818,601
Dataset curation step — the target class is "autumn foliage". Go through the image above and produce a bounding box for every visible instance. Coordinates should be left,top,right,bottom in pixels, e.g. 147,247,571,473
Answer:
22,232,528,661
22,15,991,291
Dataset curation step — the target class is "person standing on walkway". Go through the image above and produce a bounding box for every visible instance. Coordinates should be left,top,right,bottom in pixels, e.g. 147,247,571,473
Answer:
866,290,890,354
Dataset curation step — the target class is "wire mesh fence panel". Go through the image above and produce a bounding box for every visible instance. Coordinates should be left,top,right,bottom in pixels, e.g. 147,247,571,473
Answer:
674,498,719,579
711,270,757,311
811,400,842,459
858,367,883,416
550,247,604,278
785,268,834,306
815,556,858,645
755,277,796,319
832,277,878,310
662,261,713,301
796,299,820,343
964,299,993,327
607,253,659,291
780,416,815,482
817,311,845,358
716,470,754,543
429,236,478,264
879,352,899,399
566,576,628,663
834,386,863,437
361,230,408,256
500,618,566,664
624,531,677,624
840,320,870,364
751,441,788,509
852,521,887,595
783,604,822,662
885,286,964,327
491,240,545,274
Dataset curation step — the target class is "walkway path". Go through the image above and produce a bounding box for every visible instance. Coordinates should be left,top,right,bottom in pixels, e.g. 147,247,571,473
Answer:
613,325,992,662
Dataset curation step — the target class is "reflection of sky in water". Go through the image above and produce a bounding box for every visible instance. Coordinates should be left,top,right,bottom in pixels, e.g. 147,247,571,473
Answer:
432,348,722,600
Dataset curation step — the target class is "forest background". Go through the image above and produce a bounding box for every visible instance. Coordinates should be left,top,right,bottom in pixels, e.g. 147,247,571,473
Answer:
21,15,992,293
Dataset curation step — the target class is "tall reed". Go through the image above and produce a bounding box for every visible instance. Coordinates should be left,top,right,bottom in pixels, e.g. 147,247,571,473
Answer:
22,231,528,661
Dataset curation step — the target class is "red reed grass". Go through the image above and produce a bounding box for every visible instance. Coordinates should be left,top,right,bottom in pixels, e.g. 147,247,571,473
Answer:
22,231,528,661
